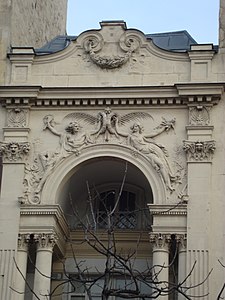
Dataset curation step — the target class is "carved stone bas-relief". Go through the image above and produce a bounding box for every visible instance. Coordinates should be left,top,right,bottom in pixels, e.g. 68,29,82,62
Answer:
183,140,216,161
21,151,60,204
189,106,211,126
7,108,27,127
82,31,141,69
22,108,182,205
0,141,30,161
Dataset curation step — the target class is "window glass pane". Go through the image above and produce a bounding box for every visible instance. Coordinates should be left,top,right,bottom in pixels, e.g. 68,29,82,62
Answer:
119,191,135,211
99,190,115,211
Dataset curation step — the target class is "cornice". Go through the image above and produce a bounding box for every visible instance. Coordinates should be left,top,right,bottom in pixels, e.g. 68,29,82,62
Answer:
148,204,187,216
0,83,224,107
20,204,69,237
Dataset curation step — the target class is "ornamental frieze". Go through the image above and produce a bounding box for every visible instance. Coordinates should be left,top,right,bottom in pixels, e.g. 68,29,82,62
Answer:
183,140,216,161
0,141,30,162
21,108,185,205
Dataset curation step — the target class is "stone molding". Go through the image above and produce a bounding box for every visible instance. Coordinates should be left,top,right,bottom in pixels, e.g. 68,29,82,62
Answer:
0,141,30,162
148,204,187,216
183,140,216,161
20,205,69,255
20,205,69,235
0,84,223,108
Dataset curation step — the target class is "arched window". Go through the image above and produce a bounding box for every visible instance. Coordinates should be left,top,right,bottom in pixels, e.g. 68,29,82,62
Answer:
97,189,136,229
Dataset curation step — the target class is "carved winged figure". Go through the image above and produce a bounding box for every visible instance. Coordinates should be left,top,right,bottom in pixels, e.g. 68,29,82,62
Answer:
43,110,176,191
43,115,93,156
114,117,176,191
45,108,152,143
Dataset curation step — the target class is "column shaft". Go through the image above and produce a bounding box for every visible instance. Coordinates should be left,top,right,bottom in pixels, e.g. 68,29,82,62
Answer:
150,233,170,300
13,234,30,300
177,235,187,300
32,234,56,300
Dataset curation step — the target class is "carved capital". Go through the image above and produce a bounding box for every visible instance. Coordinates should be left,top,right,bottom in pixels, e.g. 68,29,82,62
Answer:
189,106,211,126
149,233,171,250
175,234,187,251
34,233,57,250
18,233,30,251
183,140,215,161
0,141,30,162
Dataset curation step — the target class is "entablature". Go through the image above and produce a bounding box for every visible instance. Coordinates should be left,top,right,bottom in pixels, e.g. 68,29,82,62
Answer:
0,83,224,108
20,204,69,256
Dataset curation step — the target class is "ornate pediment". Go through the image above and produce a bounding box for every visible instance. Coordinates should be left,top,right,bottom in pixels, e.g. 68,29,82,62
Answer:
78,21,145,69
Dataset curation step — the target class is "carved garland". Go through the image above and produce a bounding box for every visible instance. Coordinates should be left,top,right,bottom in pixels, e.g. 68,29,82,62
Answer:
82,32,141,69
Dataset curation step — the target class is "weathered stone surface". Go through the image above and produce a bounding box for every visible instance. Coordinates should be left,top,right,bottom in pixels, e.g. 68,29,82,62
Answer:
0,0,67,84
11,0,67,48
219,0,225,48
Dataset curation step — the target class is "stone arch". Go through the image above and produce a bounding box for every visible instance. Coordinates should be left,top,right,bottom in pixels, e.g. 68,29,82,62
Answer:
41,144,166,206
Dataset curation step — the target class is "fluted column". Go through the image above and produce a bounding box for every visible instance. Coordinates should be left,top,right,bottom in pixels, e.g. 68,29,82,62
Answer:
32,233,56,300
150,233,170,300
177,234,187,300
13,234,30,300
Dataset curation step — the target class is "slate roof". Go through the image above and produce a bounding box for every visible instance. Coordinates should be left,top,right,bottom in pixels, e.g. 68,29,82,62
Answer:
35,30,199,55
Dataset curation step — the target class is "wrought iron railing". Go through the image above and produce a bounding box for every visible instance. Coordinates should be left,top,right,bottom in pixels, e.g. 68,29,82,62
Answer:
70,210,151,230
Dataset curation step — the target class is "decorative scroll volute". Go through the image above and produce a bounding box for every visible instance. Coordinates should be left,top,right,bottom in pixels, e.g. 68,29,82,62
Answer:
81,23,143,69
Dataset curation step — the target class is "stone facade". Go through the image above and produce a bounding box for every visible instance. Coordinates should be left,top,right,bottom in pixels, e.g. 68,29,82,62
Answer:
0,3,225,300
0,0,67,84
220,0,225,48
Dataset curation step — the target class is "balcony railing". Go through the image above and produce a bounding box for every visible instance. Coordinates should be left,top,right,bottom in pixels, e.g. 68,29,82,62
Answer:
70,210,151,230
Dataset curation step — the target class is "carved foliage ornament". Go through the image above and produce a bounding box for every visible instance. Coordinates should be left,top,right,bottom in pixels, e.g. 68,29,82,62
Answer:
183,140,216,161
18,233,30,251
34,233,57,250
149,233,171,250
7,108,27,127
189,106,210,126
22,109,181,205
82,32,141,69
0,141,30,161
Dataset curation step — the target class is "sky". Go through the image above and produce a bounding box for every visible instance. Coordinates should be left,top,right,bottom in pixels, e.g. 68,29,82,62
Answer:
67,0,220,45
